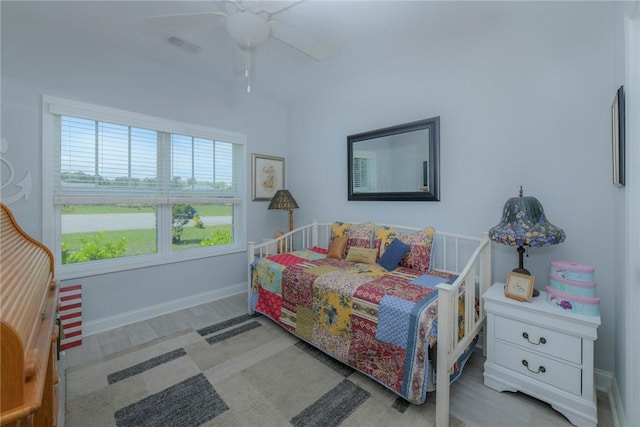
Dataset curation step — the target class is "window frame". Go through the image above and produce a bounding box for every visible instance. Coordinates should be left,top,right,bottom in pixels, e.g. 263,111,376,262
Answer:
42,96,247,280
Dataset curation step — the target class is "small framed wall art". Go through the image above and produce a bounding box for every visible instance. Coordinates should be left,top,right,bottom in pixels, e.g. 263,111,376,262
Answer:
504,272,535,302
611,85,625,187
252,154,285,201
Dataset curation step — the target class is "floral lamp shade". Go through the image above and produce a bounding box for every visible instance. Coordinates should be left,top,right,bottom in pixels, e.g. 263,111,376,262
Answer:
488,187,566,248
489,187,565,289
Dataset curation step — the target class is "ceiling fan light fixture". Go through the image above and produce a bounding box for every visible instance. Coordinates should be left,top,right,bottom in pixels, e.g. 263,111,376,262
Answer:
146,2,329,94
226,11,270,48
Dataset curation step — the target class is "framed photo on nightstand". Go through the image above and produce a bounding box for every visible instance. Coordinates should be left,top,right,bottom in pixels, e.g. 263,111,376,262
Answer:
505,272,535,302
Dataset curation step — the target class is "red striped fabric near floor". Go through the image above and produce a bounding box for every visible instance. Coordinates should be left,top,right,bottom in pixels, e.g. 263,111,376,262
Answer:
59,284,82,350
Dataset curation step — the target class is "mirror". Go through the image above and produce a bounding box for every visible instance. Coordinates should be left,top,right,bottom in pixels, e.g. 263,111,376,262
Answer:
348,117,440,201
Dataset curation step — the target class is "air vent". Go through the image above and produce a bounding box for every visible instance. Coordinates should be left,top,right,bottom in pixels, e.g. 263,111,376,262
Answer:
167,36,201,54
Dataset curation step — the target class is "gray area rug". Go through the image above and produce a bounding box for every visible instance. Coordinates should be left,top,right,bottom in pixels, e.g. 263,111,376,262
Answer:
66,314,464,426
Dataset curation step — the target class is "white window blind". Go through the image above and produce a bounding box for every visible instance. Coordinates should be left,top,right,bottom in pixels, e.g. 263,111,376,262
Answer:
169,134,239,198
56,116,159,198
53,116,242,205
353,157,369,189
353,151,377,192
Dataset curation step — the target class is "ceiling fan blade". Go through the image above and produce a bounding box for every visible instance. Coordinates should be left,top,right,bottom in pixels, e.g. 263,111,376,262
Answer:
270,21,330,61
252,1,304,16
225,1,242,14
144,11,227,28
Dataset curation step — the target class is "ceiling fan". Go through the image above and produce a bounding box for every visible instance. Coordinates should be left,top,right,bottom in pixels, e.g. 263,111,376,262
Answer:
145,1,329,92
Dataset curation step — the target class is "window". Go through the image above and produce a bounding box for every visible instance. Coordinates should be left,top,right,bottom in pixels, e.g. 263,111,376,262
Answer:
42,96,246,278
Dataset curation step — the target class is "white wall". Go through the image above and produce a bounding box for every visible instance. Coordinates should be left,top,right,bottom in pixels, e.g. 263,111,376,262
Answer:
0,9,289,324
288,2,620,374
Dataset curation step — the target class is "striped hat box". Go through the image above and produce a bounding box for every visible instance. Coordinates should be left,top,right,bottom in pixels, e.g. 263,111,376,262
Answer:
59,284,82,350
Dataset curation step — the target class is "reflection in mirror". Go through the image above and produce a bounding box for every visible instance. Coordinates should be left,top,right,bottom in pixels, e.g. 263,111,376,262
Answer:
352,129,430,193
348,117,440,201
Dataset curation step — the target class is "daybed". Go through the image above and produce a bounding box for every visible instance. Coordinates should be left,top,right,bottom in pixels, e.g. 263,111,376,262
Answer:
247,220,491,427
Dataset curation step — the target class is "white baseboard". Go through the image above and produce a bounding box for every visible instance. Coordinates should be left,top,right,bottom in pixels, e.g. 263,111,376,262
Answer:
609,376,627,427
594,369,626,427
82,282,247,336
595,368,613,392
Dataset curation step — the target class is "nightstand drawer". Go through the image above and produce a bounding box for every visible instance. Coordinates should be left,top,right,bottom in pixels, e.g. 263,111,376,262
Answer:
494,316,581,364
494,341,582,395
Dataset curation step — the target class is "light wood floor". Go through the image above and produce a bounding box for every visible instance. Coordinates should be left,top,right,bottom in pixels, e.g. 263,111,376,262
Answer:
58,292,613,427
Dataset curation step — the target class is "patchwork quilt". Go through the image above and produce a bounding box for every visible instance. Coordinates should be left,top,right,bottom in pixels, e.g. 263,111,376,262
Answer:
250,247,475,404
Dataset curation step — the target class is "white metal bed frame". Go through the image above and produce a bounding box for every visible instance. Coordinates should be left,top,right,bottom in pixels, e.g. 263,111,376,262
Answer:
247,220,491,427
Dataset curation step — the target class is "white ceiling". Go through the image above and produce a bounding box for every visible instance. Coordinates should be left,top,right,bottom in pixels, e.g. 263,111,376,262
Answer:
2,1,517,104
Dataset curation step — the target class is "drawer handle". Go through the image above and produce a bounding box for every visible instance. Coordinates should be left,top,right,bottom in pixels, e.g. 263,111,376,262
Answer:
522,332,546,345
522,359,546,374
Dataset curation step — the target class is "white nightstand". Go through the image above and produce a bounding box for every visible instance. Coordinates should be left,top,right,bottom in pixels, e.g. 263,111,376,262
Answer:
483,282,601,427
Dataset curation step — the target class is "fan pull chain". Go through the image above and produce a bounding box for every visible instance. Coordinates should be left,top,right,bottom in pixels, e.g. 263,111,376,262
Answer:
245,45,251,93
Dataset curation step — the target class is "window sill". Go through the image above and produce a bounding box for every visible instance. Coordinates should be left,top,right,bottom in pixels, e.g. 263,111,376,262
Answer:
56,244,245,281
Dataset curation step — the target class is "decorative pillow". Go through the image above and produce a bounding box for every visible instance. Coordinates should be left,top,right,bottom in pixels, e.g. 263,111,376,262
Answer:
378,238,410,271
397,227,435,271
326,236,348,259
345,246,378,264
347,221,374,250
329,221,350,250
373,225,399,259
330,221,351,239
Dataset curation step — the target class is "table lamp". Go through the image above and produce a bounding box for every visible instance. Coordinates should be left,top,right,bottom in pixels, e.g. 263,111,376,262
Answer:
488,186,566,296
268,189,299,232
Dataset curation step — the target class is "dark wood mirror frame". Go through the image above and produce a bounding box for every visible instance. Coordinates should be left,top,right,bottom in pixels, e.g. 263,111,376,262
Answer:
347,117,440,201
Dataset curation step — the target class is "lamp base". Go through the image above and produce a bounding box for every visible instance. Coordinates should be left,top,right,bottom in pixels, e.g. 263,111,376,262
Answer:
511,267,539,297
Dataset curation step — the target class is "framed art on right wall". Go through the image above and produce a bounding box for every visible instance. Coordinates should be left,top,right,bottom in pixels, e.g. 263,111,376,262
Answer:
612,85,625,187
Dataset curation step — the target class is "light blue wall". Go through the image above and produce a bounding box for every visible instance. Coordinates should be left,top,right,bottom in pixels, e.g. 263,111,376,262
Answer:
0,1,629,379
1,6,289,324
287,2,621,374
